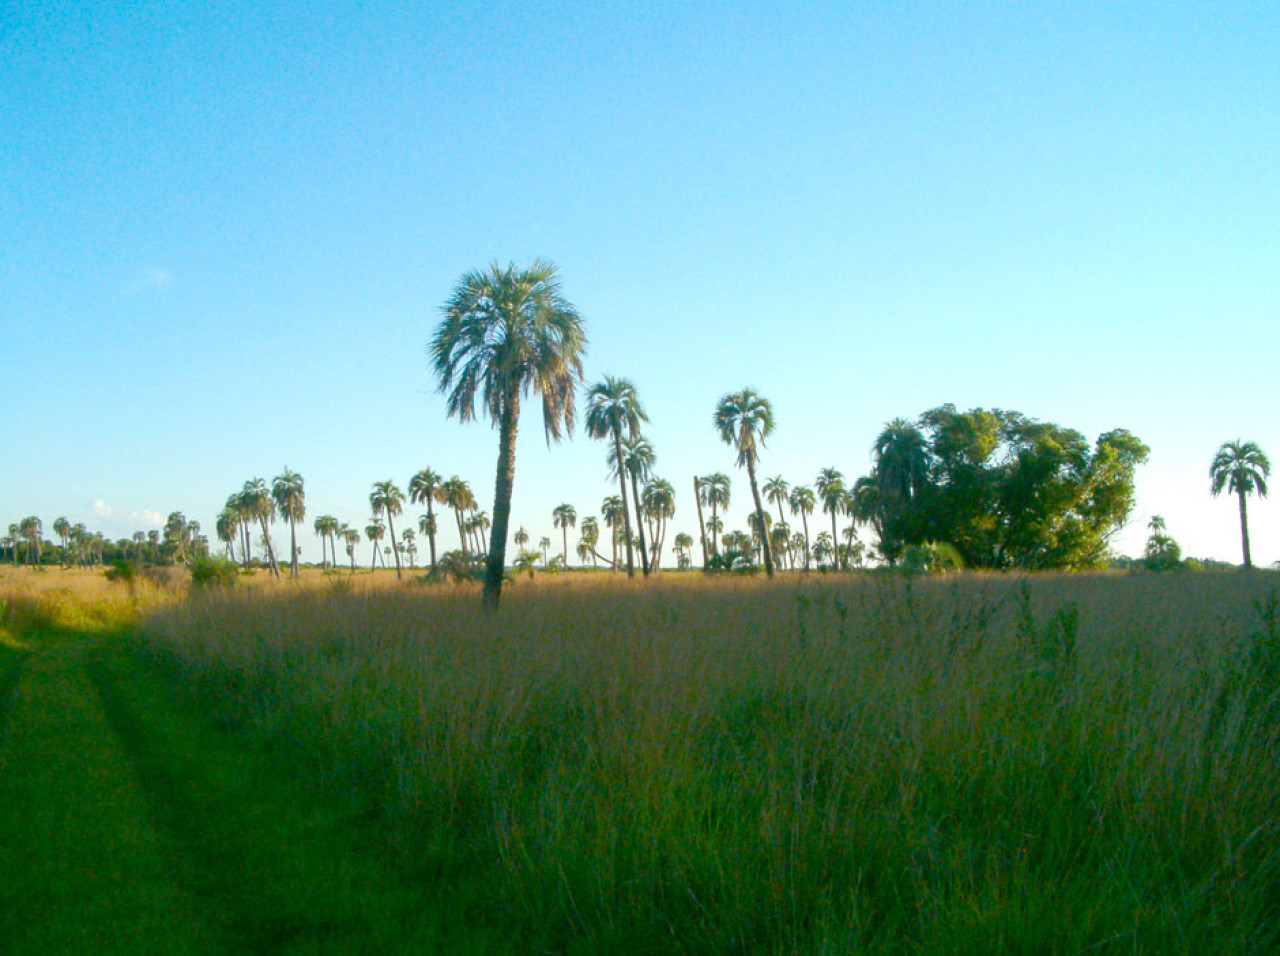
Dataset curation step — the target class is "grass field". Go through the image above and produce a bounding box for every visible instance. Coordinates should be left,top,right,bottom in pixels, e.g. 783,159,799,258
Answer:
2,566,1278,952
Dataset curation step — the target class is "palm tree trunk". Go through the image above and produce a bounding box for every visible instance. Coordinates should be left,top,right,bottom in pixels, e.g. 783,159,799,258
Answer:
454,508,468,559
426,502,438,572
800,511,811,570
630,469,650,577
711,502,720,556
693,477,708,568
386,512,402,579
830,511,840,571
259,518,280,577
288,515,298,577
747,458,774,577
562,527,569,570
1238,489,1252,568
775,502,790,570
483,393,520,609
613,429,636,578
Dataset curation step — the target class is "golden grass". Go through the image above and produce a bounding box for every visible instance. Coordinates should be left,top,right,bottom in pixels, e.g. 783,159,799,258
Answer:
130,569,1280,951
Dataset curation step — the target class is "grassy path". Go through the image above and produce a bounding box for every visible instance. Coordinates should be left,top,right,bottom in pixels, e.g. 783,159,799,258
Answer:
0,625,496,954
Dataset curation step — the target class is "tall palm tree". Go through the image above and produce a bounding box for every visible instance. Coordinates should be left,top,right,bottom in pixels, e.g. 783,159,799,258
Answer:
614,434,656,576
816,468,847,570
601,496,624,571
408,467,445,573
402,527,417,568
1210,440,1271,568
539,536,552,568
19,516,42,566
370,480,406,579
674,531,694,569
714,389,776,577
241,479,281,577
272,467,305,577
341,526,360,573
585,376,648,578
53,517,71,566
789,485,815,570
552,503,577,569
763,475,791,569
432,260,585,608
700,473,731,556
514,525,530,552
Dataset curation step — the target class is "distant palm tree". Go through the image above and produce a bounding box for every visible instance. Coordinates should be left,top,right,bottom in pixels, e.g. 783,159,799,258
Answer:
552,503,577,569
1210,440,1271,568
813,531,834,569
700,473,731,556
440,476,474,559
789,485,815,570
408,467,445,573
313,514,339,569
241,479,281,577
816,468,847,570
342,527,360,573
53,517,71,566
370,480,406,579
19,516,42,566
580,516,601,568
586,376,648,578
539,536,552,568
432,259,586,608
365,518,386,570
601,496,624,570
692,476,709,567
641,478,675,571
763,476,790,569
614,434,656,576
272,467,305,577
514,525,530,552
714,389,776,577
402,527,417,568
575,539,592,566
674,531,694,569
217,507,240,563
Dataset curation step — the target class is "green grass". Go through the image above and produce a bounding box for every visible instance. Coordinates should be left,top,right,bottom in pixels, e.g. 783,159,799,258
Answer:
132,571,1280,953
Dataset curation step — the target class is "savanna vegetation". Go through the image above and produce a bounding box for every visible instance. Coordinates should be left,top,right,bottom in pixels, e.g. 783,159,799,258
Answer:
3,567,1278,952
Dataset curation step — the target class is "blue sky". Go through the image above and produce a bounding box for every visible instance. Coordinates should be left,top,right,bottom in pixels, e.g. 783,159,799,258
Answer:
3,1,1277,566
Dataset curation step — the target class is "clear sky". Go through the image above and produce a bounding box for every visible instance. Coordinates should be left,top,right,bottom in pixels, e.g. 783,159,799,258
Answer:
3,1,1277,567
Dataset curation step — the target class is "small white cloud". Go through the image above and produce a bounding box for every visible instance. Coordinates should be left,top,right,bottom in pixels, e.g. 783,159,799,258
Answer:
93,498,113,517
122,267,173,296
130,509,165,528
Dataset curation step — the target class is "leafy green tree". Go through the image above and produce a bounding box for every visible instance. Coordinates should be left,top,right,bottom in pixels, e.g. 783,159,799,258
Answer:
432,260,586,608
586,376,647,578
370,479,406,579
714,389,776,577
552,503,577,569
789,485,815,570
1210,440,1270,568
1144,515,1183,571
272,467,305,577
408,467,445,573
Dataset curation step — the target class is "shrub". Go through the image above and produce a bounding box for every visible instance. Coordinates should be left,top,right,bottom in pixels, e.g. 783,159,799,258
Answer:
189,556,239,589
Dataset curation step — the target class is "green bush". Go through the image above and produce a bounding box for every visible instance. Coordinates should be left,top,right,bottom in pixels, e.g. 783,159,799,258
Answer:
189,556,239,589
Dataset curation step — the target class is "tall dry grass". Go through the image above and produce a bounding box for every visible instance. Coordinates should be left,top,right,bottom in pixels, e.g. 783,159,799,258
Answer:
137,571,1280,951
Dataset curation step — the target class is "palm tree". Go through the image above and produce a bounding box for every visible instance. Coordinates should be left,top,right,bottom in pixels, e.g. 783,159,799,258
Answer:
53,517,71,566
674,531,694,569
313,514,339,569
365,518,386,570
432,260,586,607
241,479,281,577
601,496,624,571
552,503,577,569
370,480,406,579
539,536,552,568
814,531,834,569
692,476,709,567
341,526,360,573
580,516,601,568
763,475,790,569
440,476,475,559
514,525,530,553
614,434,656,576
700,473,731,556
789,485,815,570
408,467,445,573
217,507,240,563
585,376,648,578
1210,440,1271,568
641,478,675,571
272,467,305,577
19,516,42,566
714,389,776,577
402,527,417,568
816,468,847,570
